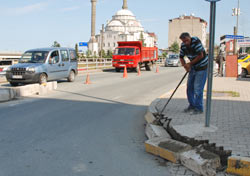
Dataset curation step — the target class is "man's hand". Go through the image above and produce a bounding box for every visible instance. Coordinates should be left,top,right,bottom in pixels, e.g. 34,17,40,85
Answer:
184,63,191,72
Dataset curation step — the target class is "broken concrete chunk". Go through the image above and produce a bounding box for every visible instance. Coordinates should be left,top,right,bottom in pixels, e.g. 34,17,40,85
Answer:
145,137,192,163
145,124,171,140
180,147,221,176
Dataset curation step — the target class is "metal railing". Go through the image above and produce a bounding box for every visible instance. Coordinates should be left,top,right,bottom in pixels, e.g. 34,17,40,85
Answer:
78,58,113,71
77,57,166,71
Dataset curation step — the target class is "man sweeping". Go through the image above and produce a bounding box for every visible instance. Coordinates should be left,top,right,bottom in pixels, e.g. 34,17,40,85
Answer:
179,32,208,115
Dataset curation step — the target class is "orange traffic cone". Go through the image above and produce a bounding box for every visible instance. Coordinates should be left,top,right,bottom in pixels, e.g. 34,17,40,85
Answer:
123,65,128,78
84,74,91,84
156,65,159,73
137,67,141,76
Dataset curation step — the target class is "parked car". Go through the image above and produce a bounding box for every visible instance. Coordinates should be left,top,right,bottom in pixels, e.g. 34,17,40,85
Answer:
165,54,181,67
6,47,78,86
240,57,250,78
238,54,250,63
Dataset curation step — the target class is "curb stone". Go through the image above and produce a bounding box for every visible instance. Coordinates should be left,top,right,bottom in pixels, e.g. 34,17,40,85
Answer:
0,81,57,102
227,156,250,176
145,137,192,164
144,95,238,175
145,124,171,140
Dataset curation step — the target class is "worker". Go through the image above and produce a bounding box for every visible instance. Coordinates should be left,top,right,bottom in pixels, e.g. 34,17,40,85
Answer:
179,32,208,115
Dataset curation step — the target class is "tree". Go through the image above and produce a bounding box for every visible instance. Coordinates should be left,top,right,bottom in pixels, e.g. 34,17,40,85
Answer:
86,50,91,58
162,51,168,58
139,32,146,47
52,41,61,47
75,43,79,55
107,50,113,58
99,49,106,58
170,41,180,53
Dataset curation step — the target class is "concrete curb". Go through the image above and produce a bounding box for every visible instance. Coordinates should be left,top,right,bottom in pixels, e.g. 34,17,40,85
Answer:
227,156,250,176
144,90,233,175
0,81,57,102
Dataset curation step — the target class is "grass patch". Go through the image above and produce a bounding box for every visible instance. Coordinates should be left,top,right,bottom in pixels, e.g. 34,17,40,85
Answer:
204,90,240,97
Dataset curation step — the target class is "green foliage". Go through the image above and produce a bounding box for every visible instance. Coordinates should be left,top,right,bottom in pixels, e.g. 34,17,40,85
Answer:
99,49,106,58
107,50,113,58
162,51,168,57
170,41,180,53
86,50,91,58
52,41,61,47
75,43,79,54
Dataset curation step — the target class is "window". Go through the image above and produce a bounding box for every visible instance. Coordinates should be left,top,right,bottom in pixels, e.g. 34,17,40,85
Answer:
108,43,110,47
19,51,48,63
60,50,69,62
50,50,59,64
69,50,77,62
113,43,116,47
136,49,139,55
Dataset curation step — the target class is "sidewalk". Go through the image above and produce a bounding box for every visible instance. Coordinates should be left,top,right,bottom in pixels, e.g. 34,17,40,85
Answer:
154,76,250,175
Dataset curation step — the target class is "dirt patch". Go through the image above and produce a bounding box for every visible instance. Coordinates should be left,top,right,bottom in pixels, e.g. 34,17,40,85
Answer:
159,141,187,152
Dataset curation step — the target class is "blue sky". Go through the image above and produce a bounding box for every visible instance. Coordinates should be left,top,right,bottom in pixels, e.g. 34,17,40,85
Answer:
0,0,249,52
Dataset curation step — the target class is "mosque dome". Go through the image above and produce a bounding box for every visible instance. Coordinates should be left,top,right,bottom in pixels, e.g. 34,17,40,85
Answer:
105,8,144,33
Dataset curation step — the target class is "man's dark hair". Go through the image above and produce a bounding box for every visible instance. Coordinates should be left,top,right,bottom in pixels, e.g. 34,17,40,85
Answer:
179,32,191,40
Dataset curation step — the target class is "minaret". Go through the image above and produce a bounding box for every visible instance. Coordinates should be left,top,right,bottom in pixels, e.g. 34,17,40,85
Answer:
122,0,128,9
90,0,97,42
88,0,98,56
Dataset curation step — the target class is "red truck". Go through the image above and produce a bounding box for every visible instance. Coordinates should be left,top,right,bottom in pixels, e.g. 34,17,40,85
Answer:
112,41,158,72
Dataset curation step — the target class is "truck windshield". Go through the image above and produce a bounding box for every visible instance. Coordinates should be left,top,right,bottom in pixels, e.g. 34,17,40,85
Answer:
114,48,135,56
19,51,49,63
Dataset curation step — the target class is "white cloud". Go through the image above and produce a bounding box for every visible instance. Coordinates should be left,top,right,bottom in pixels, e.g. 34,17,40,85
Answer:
4,2,47,15
61,6,80,12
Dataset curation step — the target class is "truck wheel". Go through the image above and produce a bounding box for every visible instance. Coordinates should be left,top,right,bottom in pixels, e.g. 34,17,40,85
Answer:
39,73,47,84
241,69,247,78
115,68,121,72
145,63,153,71
10,82,18,86
67,70,75,82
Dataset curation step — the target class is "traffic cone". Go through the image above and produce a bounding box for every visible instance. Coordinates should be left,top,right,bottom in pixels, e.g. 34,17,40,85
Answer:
156,65,159,73
137,67,141,76
84,74,91,84
123,65,128,78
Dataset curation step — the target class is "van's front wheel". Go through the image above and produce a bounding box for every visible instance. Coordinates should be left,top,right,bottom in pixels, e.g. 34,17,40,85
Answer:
67,70,75,82
39,73,47,84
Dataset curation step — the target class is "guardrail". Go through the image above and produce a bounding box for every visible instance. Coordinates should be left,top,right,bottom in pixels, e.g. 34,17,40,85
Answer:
78,57,166,71
78,58,113,71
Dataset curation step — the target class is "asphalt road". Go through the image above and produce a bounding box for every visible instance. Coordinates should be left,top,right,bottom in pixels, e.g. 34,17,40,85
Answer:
0,66,185,176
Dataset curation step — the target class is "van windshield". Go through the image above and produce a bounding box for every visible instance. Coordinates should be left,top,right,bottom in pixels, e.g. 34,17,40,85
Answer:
19,51,49,63
114,48,135,56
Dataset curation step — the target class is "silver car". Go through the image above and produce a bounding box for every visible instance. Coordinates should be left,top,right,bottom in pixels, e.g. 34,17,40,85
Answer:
6,47,78,86
165,54,181,67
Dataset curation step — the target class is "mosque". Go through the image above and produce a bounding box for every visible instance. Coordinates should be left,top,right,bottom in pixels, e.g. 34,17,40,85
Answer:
88,0,157,56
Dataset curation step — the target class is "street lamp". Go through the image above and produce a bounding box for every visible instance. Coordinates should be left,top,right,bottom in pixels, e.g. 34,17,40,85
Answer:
205,0,221,127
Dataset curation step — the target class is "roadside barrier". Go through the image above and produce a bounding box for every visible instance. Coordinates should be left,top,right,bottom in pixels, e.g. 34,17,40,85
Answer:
123,66,128,78
156,65,159,73
84,74,91,84
137,67,141,76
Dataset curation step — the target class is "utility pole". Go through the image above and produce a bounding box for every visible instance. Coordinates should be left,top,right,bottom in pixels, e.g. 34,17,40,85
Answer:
205,0,220,127
232,0,240,55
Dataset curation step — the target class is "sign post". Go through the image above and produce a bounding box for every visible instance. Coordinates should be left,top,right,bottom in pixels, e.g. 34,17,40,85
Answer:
205,0,220,127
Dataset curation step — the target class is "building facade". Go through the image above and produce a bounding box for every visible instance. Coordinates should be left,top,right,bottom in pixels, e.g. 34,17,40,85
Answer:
88,0,157,56
168,15,207,49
